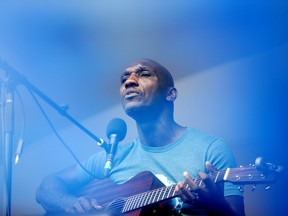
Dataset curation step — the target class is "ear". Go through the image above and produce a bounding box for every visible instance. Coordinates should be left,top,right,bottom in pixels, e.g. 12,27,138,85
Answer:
166,87,178,102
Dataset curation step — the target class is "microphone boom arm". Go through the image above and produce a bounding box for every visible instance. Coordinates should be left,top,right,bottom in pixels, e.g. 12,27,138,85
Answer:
0,59,104,145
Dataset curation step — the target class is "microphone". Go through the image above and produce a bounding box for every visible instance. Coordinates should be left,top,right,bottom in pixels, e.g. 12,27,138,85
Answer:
104,118,127,176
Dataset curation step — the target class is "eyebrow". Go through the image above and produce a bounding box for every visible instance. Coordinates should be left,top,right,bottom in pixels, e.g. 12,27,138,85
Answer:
120,64,157,81
125,64,145,74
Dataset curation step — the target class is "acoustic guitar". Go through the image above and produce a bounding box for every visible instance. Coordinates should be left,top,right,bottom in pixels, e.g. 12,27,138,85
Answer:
77,158,281,216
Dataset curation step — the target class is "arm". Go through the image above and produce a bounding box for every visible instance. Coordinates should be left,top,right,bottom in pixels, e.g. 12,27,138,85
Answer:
36,165,101,214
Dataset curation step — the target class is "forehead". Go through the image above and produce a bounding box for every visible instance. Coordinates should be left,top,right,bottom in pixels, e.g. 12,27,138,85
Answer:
122,59,174,87
124,61,156,74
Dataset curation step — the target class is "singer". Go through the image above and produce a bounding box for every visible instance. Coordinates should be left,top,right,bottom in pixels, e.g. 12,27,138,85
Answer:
36,59,245,215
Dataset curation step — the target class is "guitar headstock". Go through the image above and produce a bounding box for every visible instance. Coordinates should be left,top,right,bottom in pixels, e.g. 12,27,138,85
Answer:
224,157,282,185
225,165,277,185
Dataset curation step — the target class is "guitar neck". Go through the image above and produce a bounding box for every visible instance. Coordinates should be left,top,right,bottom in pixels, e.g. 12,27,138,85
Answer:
78,163,278,215
122,170,225,213
78,159,279,215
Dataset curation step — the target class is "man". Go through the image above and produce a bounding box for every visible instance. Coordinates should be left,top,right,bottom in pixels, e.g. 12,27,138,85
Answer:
36,58,245,215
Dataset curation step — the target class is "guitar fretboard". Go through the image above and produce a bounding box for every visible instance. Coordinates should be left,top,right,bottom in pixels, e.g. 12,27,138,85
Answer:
122,184,176,213
122,170,225,213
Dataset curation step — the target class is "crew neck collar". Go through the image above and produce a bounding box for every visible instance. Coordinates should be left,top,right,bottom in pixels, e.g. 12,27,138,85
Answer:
139,127,189,153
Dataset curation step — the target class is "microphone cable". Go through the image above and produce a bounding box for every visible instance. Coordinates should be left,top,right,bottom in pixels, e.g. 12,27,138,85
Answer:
25,85,98,179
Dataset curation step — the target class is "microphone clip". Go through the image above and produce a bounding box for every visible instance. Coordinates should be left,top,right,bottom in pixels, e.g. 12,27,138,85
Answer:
97,139,110,153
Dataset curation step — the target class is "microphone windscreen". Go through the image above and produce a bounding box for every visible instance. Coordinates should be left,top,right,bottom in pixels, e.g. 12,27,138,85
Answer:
106,118,127,142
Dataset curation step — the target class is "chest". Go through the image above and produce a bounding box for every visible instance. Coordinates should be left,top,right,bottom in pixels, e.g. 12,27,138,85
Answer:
109,145,206,185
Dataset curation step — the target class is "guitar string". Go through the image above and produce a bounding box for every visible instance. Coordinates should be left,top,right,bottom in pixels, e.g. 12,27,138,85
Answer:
109,170,228,212
106,170,227,213
106,167,262,213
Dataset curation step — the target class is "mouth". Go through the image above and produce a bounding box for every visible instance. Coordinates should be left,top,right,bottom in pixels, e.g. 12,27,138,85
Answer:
124,90,141,99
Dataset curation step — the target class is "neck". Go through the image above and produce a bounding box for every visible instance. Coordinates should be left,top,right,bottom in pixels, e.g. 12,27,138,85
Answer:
135,114,185,147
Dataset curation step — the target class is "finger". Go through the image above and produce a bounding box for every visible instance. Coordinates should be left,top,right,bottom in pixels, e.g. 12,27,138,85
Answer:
176,182,190,202
66,206,76,214
76,196,92,212
198,171,216,192
90,199,103,210
184,171,206,195
177,181,200,205
183,171,198,191
71,201,86,213
205,161,218,172
183,172,203,201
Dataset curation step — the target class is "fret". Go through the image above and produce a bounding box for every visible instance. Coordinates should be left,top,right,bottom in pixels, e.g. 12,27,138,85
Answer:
135,194,141,209
129,195,137,210
123,169,243,213
155,188,162,202
168,186,173,198
172,185,177,196
139,192,147,208
160,188,165,200
149,189,156,205
139,192,148,208
130,195,138,211
126,170,226,212
164,187,168,199
164,186,170,199
126,199,131,212
138,195,144,209
133,195,139,209
122,198,129,213
126,196,134,212
144,191,152,206
147,191,153,205
124,198,129,212
160,188,164,199
154,189,160,203
79,162,279,215
214,171,220,183
198,179,203,187
159,188,165,201
136,194,143,209
169,185,174,198
168,185,174,198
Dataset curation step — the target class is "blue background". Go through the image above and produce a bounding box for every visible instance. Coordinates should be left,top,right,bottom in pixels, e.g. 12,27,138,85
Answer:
0,1,287,215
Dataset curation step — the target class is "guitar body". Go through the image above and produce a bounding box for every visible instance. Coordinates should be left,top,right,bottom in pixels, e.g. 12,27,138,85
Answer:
77,171,171,216
74,159,280,215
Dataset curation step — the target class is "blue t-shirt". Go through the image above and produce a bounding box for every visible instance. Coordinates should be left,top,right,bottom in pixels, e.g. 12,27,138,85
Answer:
76,127,243,214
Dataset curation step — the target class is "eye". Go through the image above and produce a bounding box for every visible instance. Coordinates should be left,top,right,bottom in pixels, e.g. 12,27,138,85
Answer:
120,73,130,84
139,71,151,77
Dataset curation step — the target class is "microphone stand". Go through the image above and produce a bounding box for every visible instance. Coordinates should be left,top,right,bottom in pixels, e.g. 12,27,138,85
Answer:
2,73,15,216
0,59,105,216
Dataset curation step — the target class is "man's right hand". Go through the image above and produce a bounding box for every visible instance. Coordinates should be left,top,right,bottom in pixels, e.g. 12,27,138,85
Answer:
66,196,103,214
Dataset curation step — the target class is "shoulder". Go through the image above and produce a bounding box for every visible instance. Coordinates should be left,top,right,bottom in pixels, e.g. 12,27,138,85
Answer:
118,137,139,149
185,127,236,167
114,137,142,162
184,127,224,148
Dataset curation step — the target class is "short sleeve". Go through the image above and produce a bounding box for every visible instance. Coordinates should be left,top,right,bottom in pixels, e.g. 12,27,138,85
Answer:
206,138,243,197
75,150,107,183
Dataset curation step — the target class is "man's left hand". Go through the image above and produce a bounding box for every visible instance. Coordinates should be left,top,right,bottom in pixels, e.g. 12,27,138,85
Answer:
176,161,226,211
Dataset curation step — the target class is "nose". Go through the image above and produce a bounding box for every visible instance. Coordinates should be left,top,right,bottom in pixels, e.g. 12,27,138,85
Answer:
124,72,139,89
